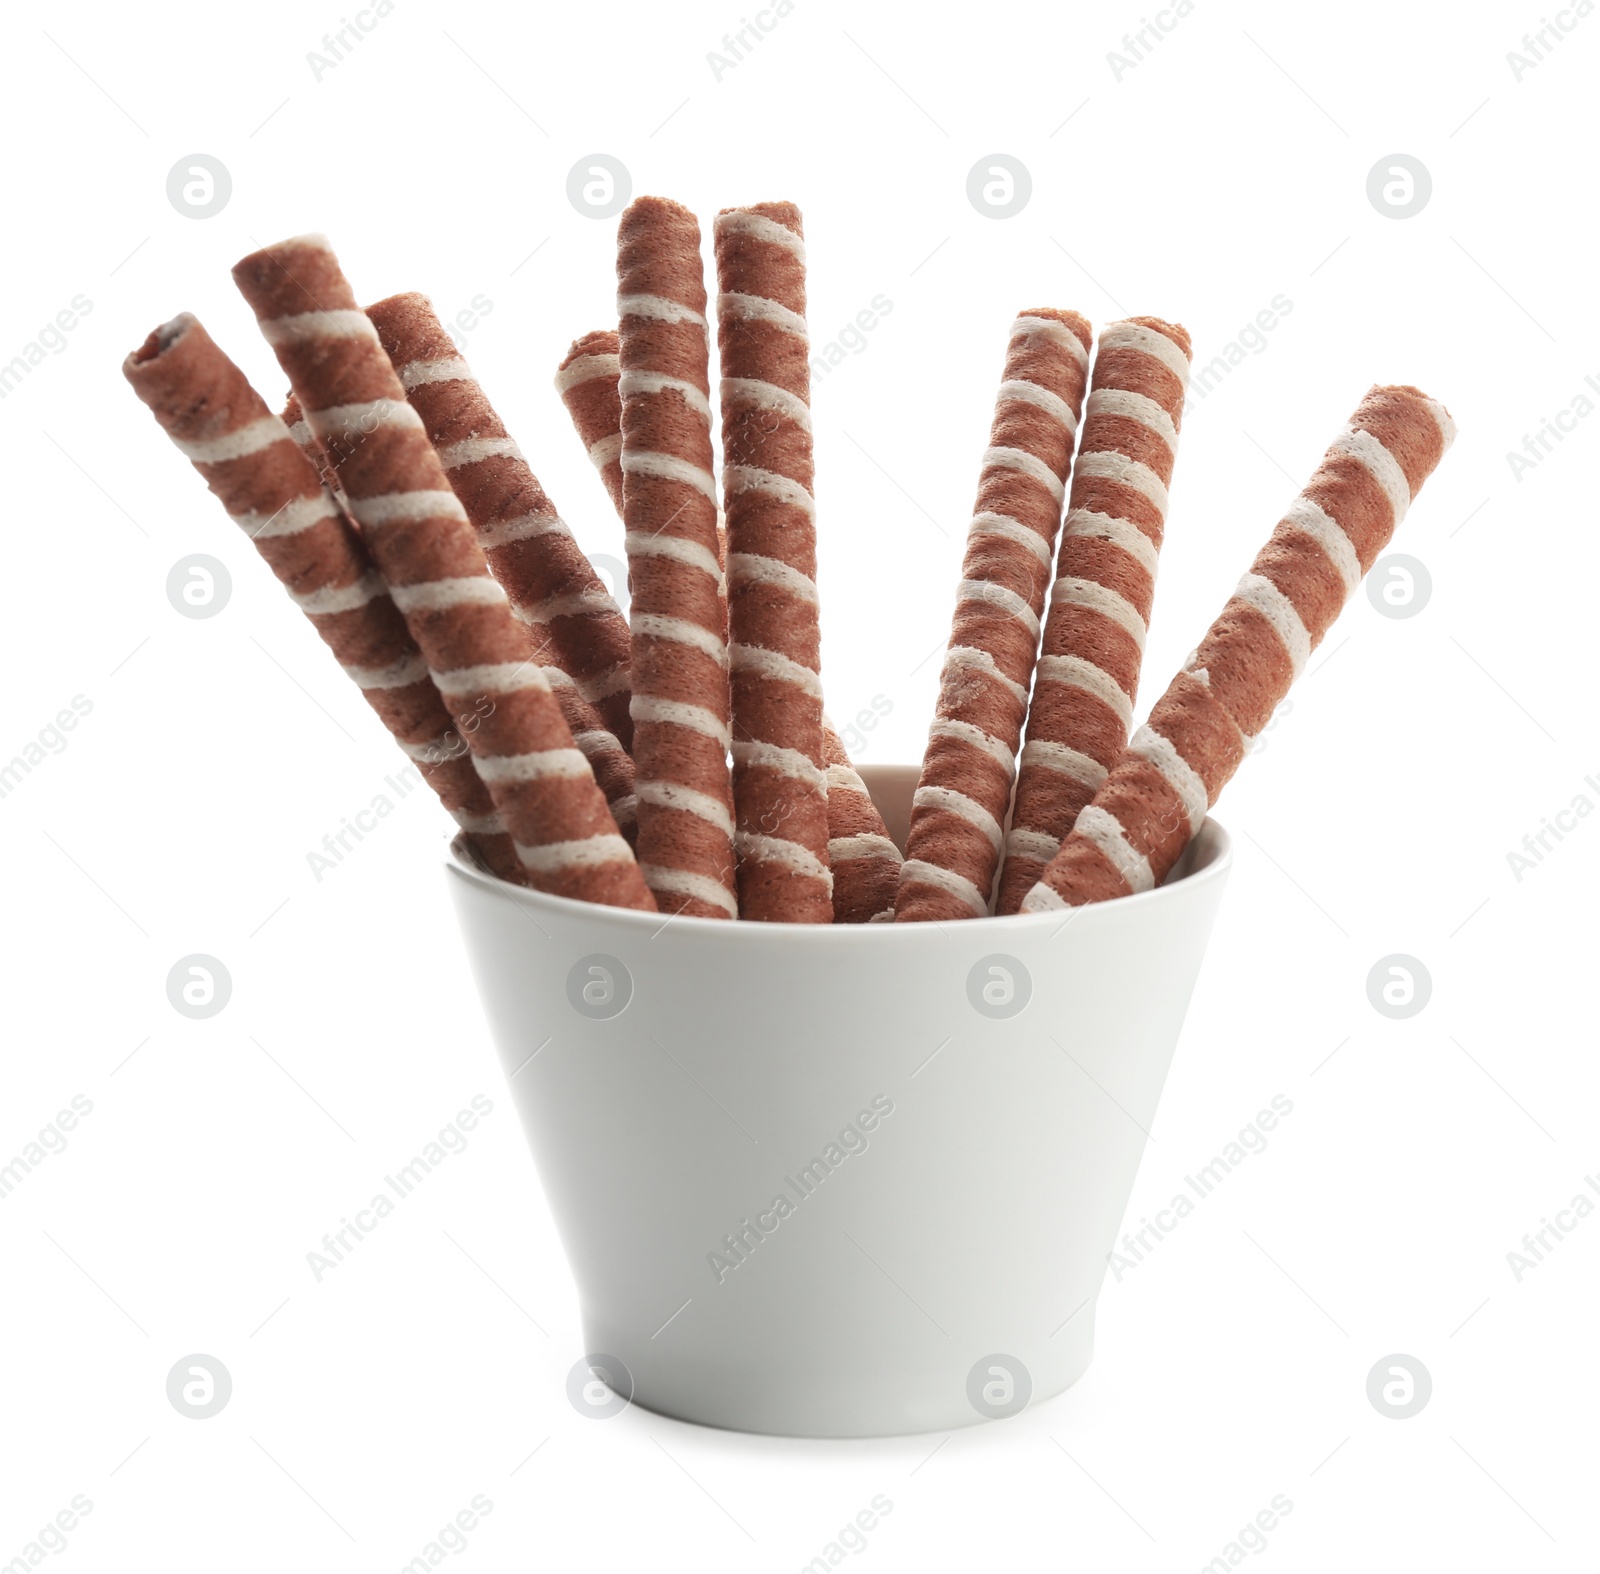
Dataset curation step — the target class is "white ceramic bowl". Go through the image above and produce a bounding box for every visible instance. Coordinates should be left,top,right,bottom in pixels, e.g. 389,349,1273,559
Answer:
446,763,1230,1437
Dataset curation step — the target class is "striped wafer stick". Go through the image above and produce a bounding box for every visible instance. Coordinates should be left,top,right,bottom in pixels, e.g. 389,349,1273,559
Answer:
714,202,831,922
1023,384,1455,912
123,313,522,882
556,329,626,517
995,316,1193,913
618,196,738,919
366,294,637,835
232,234,654,911
822,722,901,923
895,310,1092,922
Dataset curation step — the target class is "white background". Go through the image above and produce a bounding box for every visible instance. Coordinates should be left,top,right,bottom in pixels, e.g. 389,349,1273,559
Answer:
2,0,1596,1568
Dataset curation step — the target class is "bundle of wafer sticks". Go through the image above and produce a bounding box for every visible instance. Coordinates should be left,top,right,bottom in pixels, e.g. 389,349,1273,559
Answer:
124,198,1454,924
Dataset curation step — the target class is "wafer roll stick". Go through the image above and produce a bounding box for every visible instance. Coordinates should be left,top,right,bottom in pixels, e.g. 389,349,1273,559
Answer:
233,234,654,911
996,316,1193,913
1023,384,1455,913
714,202,832,922
822,722,901,924
895,310,1092,922
368,295,637,806
124,313,522,882
617,197,738,919
556,329,626,517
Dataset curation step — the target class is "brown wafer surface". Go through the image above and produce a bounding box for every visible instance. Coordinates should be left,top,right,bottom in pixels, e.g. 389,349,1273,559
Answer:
557,329,626,518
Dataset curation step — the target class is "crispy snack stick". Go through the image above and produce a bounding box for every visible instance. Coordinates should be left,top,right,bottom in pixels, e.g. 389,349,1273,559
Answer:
617,196,739,919
895,310,1092,922
822,722,901,923
996,317,1193,912
556,329,626,517
124,313,522,882
366,294,637,835
1022,384,1455,912
714,202,832,922
232,234,654,911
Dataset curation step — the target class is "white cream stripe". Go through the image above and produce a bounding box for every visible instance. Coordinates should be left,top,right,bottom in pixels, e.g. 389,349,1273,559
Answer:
349,490,468,528
555,353,621,393
1075,805,1155,893
621,450,718,502
731,740,828,790
1019,881,1070,913
626,529,723,584
1005,827,1062,864
342,652,429,690
896,859,987,916
1050,576,1147,648
1086,387,1179,450
731,644,824,699
958,578,1041,639
286,419,314,448
829,833,902,864
736,831,831,885
577,666,631,704
633,613,728,664
1129,724,1210,836
1072,450,1170,515
619,369,713,421
516,587,624,625
717,292,809,341
389,576,509,614
429,661,547,697
1278,497,1360,597
174,416,287,465
398,730,458,762
1062,508,1160,577
1233,573,1312,676
476,749,591,784
477,511,571,551
911,785,1004,855
968,511,1053,568
723,466,816,517
1012,315,1090,369
1334,425,1411,522
571,728,626,759
617,294,709,330
721,377,813,431
639,865,739,917
438,437,523,470
825,763,868,795
291,570,387,615
610,795,637,828
259,309,378,347
517,833,634,873
1034,654,1135,726
636,780,736,838
946,645,1029,706
929,717,1018,774
983,444,1066,502
588,433,623,468
1096,322,1191,387
451,807,507,836
728,552,820,604
399,357,471,390
996,378,1079,433
629,696,732,748
714,209,807,259
309,400,423,441
1019,738,1109,790
230,492,339,540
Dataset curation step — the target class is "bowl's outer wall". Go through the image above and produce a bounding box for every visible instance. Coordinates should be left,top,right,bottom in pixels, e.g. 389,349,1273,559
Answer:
446,766,1231,1436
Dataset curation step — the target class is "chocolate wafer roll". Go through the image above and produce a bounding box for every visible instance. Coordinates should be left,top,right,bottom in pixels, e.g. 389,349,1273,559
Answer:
367,294,637,821
996,316,1193,913
618,197,738,919
895,310,1092,922
232,234,654,911
822,722,901,924
1023,384,1455,912
556,329,626,517
714,202,832,923
123,313,522,882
